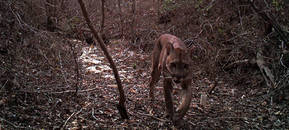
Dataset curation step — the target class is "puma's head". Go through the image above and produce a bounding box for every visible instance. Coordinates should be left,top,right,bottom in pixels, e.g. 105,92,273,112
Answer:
165,43,191,84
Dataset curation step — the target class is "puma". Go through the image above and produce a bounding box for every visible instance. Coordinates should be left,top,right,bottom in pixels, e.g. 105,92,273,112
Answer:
148,34,192,124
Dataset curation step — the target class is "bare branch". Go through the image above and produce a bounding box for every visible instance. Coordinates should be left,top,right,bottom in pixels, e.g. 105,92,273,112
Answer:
250,0,289,48
77,0,129,119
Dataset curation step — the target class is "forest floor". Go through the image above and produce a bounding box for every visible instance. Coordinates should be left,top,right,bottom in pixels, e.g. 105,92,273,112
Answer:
59,41,287,129
1,0,289,129
2,37,288,129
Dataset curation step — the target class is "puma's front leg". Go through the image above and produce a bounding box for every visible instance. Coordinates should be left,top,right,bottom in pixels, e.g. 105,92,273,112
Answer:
163,78,174,119
175,79,192,120
148,68,160,101
148,41,162,101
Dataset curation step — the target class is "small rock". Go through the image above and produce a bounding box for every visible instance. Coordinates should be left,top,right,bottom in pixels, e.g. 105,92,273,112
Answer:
269,115,277,121
232,125,240,130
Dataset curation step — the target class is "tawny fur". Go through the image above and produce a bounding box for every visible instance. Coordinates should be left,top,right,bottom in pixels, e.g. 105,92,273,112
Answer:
148,34,192,124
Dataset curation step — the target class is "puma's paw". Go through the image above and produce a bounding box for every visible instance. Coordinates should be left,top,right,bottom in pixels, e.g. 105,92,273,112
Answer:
172,116,185,126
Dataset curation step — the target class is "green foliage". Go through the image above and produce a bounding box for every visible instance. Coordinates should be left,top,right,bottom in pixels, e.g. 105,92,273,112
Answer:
161,0,179,13
218,28,224,34
194,0,204,10
272,0,284,11
68,16,82,28
133,63,137,69
161,0,196,13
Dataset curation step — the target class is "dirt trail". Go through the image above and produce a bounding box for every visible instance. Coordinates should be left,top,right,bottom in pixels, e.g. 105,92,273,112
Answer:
71,41,271,129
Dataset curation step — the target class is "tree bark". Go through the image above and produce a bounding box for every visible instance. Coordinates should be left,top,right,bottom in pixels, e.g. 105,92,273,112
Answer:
130,0,136,42
77,0,129,119
157,0,162,17
45,0,57,18
100,0,105,34
117,0,124,37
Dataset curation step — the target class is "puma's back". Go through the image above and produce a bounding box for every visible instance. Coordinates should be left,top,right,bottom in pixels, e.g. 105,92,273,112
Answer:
158,34,191,83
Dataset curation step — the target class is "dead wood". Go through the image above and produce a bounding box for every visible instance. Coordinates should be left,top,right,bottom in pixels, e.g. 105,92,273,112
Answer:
207,82,217,94
256,50,275,88
68,40,80,94
250,0,289,48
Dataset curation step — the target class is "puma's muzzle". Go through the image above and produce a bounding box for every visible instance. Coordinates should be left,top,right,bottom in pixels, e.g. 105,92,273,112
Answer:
171,74,186,84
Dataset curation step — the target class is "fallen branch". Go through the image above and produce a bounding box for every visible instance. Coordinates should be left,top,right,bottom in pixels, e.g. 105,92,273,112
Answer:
263,72,289,100
224,59,249,69
0,117,26,129
18,87,99,94
62,103,90,129
207,82,217,95
256,50,275,88
137,112,167,122
187,121,196,126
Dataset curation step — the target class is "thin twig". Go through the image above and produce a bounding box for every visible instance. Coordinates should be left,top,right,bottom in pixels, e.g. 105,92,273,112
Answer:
62,103,90,129
0,80,8,90
238,5,243,30
0,117,26,129
280,54,288,69
136,112,167,122
37,48,54,67
224,59,249,69
263,74,289,99
69,40,81,94
221,32,248,44
91,108,98,120
250,0,289,47
9,4,38,33
19,87,98,94
58,51,69,87
193,29,203,39
187,121,196,126
215,116,247,119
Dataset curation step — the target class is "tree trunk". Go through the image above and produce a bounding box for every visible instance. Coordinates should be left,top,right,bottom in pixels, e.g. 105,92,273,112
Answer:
45,0,57,18
157,0,162,17
117,0,124,37
130,0,136,41
100,0,105,34
77,0,129,119
45,0,58,31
